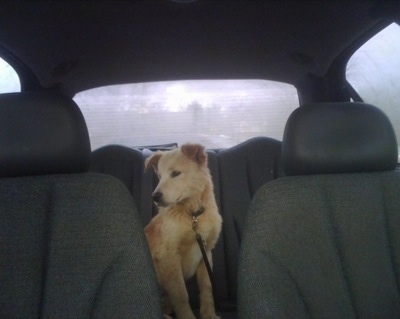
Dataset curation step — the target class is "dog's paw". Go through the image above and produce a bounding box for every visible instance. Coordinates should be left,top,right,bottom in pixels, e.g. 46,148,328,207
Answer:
163,315,173,319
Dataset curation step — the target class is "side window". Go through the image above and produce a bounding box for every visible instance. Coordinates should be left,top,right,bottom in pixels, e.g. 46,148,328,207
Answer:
346,23,400,152
0,57,21,93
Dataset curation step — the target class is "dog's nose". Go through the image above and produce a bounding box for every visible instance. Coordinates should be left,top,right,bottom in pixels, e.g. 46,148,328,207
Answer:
152,192,162,203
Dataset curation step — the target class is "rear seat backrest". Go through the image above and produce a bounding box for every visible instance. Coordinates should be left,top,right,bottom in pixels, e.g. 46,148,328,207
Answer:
91,146,225,223
91,145,143,198
218,136,285,302
90,145,155,225
203,150,229,307
91,145,231,310
89,138,284,314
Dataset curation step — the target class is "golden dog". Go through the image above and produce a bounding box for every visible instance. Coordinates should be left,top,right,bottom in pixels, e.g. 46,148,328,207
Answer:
144,143,222,319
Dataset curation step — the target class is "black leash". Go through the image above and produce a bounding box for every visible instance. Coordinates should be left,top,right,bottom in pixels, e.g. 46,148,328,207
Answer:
191,207,219,313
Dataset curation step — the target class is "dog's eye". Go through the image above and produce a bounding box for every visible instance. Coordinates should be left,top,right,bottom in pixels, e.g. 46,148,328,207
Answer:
171,170,181,178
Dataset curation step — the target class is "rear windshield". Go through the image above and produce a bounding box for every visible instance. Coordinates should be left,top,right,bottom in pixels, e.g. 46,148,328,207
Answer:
74,79,299,150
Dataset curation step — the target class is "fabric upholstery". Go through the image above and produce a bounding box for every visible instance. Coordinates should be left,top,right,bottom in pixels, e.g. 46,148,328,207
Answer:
239,172,400,318
0,92,91,177
218,136,284,303
0,92,162,318
207,150,230,306
283,102,398,175
0,174,162,318
238,102,400,318
90,145,150,224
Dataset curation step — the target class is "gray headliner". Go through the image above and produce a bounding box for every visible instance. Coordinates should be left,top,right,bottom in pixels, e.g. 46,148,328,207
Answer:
0,1,393,96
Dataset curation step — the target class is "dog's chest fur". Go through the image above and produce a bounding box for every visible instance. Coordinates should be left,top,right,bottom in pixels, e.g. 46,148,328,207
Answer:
145,206,220,279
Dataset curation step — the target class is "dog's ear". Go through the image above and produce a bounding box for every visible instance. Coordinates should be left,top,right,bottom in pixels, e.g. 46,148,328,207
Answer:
145,152,162,172
181,143,207,165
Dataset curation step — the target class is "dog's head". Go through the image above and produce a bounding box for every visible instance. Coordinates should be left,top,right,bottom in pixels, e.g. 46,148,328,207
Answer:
145,143,210,207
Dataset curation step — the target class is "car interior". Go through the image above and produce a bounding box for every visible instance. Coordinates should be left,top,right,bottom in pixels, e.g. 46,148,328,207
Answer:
1,1,400,318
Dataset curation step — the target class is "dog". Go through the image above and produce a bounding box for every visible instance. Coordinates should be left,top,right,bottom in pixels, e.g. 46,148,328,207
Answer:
144,143,222,319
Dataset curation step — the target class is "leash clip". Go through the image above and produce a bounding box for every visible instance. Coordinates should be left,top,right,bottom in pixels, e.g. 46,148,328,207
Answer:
191,206,204,233
192,214,199,232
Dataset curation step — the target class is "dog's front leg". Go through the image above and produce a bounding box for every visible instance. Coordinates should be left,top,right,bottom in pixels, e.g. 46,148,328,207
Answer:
158,263,196,319
196,251,220,319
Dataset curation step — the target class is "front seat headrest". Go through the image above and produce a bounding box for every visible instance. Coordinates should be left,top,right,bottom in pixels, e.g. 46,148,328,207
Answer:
282,102,398,176
0,92,91,177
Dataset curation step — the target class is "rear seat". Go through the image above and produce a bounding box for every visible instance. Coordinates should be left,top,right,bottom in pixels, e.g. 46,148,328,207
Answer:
91,145,152,225
218,136,285,304
90,137,283,315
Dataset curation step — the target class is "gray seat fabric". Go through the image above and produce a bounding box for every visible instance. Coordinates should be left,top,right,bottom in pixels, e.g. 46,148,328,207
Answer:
218,136,284,304
0,92,162,318
90,145,154,226
238,102,400,318
207,149,230,309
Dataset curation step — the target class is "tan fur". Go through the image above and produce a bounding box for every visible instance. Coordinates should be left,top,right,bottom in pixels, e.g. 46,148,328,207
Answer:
144,143,222,319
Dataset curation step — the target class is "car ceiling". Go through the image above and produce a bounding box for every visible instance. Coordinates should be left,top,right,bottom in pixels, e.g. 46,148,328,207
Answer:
0,1,397,97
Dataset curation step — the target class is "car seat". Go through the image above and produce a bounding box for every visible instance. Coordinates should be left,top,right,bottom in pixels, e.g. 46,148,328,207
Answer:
238,102,400,318
0,92,162,318
218,136,284,304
